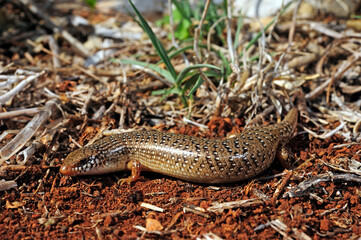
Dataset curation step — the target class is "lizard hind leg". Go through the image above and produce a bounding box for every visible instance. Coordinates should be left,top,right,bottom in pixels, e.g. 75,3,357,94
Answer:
276,146,294,169
118,160,141,185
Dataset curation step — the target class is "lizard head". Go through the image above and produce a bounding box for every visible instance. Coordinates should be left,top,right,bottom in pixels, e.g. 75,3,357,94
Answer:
60,145,129,176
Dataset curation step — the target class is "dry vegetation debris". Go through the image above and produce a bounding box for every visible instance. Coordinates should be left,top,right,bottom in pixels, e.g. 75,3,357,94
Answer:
0,0,361,239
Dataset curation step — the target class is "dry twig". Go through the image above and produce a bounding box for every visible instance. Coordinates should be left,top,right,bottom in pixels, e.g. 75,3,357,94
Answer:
283,173,361,198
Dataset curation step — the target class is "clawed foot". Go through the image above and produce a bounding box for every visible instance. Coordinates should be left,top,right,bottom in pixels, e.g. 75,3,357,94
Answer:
118,160,141,186
118,177,134,186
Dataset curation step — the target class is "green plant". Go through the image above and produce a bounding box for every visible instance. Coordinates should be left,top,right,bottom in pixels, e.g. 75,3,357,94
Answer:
83,0,96,8
118,0,221,107
117,0,294,107
156,8,192,40
172,0,226,44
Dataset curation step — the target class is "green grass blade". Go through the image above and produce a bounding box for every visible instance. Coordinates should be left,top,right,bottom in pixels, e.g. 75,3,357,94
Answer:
155,86,186,105
202,70,223,78
175,64,221,84
218,51,231,75
153,87,187,106
128,0,177,79
182,72,199,89
152,86,180,96
118,59,175,84
188,75,203,97
208,0,225,41
157,43,224,65
172,0,192,20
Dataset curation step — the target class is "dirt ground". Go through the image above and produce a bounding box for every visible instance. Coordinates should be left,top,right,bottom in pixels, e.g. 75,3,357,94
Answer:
1,125,361,239
1,1,361,239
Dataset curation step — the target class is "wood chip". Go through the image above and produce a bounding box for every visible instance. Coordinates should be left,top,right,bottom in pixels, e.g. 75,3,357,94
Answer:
140,202,164,212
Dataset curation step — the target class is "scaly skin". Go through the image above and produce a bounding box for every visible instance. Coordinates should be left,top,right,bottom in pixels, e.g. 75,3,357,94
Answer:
60,108,298,184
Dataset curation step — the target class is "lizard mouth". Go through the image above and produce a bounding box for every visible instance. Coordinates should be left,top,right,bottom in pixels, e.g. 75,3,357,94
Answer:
60,165,76,175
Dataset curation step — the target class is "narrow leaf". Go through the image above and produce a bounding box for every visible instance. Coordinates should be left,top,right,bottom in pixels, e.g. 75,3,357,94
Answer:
118,59,175,84
176,64,221,84
128,0,177,79
188,75,203,96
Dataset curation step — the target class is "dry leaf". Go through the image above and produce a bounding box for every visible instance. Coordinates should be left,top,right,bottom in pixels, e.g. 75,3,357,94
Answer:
6,200,25,209
145,218,164,231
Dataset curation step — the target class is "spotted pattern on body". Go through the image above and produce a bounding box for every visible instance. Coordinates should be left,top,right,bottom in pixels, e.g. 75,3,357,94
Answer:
60,108,298,184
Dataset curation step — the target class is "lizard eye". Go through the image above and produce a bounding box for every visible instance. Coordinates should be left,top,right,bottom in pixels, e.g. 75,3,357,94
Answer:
77,157,91,167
